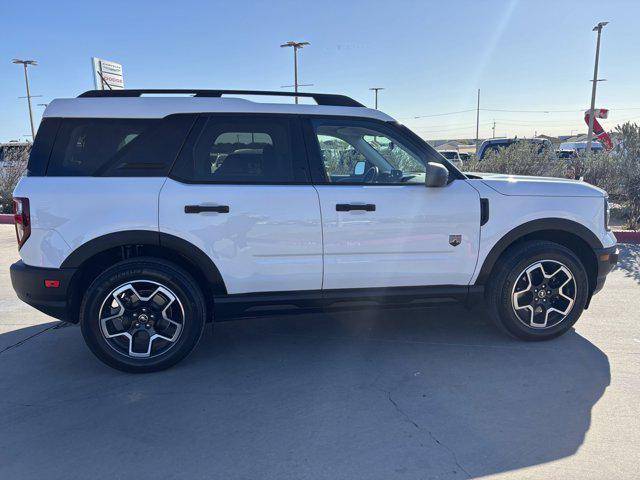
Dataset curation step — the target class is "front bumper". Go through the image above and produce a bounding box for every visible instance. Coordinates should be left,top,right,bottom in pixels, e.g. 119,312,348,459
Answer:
10,260,77,322
592,245,618,295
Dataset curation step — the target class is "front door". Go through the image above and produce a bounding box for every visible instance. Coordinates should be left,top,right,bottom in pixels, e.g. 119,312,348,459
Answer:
305,117,481,290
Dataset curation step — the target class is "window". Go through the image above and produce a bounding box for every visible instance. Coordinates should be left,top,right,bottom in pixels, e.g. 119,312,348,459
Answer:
311,119,426,184
46,115,195,176
172,116,305,183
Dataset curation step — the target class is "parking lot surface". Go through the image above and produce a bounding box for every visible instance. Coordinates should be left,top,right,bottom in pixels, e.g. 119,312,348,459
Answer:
0,225,638,480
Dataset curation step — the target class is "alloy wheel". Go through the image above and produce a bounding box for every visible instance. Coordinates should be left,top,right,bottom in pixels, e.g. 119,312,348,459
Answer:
99,280,185,358
511,260,577,329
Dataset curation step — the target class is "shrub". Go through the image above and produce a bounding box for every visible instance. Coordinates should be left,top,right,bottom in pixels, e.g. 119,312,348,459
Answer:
0,145,30,214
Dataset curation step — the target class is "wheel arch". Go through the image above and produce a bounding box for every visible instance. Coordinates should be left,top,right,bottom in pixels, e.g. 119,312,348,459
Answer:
62,231,227,322
475,218,602,294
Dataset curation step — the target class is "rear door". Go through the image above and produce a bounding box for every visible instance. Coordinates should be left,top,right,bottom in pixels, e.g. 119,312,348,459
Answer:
304,117,481,290
159,114,323,295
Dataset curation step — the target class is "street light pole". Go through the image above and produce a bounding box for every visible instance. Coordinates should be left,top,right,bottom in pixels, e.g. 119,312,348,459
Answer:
369,87,384,109
475,89,480,153
12,59,38,140
585,21,608,156
280,41,310,104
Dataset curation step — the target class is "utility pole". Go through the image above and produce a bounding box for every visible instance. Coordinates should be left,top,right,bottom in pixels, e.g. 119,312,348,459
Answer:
369,87,384,109
280,41,310,104
475,89,480,152
12,59,38,140
586,21,608,156
492,120,496,138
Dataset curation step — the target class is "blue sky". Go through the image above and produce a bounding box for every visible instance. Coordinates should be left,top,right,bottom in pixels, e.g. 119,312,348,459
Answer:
2,0,639,142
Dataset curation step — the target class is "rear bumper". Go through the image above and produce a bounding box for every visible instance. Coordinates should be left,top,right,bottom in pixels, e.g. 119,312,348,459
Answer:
592,245,618,295
10,260,77,322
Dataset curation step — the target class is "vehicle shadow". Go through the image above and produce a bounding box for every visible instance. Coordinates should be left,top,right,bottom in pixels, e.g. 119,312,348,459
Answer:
0,306,610,480
615,243,640,284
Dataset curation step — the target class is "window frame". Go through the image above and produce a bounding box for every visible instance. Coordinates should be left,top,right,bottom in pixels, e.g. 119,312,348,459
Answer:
301,115,465,186
168,113,312,185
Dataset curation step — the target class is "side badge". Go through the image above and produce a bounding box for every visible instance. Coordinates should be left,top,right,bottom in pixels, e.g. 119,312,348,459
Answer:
449,234,462,247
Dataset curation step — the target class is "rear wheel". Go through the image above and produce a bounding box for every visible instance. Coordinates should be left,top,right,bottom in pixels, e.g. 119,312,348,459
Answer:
486,240,589,340
80,258,206,372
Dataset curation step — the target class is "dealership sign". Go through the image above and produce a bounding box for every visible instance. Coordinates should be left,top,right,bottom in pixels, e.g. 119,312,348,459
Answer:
92,57,124,90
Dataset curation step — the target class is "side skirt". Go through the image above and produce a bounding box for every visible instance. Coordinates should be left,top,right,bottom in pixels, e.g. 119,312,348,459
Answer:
213,285,484,320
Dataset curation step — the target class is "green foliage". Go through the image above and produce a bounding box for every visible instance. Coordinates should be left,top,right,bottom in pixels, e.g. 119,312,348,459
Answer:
0,145,30,214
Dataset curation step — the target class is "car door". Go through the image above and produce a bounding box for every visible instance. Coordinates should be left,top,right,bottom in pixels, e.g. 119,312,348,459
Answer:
304,117,481,290
159,114,323,294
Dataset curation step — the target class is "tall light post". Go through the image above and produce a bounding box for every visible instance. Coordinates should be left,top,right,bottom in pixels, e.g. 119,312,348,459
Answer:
369,87,384,109
12,59,38,140
280,41,310,104
585,21,608,156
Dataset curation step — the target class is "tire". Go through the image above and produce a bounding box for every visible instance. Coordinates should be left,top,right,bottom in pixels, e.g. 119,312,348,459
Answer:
486,240,589,341
80,258,206,372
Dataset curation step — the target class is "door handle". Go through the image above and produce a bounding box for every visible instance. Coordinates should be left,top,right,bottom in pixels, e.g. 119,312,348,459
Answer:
184,205,230,214
336,203,376,212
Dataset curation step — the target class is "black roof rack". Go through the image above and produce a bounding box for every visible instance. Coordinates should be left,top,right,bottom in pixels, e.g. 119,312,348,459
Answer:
78,89,365,107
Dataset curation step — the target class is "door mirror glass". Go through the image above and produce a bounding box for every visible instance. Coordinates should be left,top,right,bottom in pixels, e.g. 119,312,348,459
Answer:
354,160,366,176
425,162,449,187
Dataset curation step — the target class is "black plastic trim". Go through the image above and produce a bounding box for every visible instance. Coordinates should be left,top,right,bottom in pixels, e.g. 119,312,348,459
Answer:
60,230,227,295
474,218,604,285
480,198,489,226
214,285,482,319
592,245,618,295
10,260,76,321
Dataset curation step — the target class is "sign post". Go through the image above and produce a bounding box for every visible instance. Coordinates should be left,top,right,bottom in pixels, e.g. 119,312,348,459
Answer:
92,58,124,90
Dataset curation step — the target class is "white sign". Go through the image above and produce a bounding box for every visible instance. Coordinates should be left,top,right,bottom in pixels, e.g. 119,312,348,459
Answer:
92,57,124,90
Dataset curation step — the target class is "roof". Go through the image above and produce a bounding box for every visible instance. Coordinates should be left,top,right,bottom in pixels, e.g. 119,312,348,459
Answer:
43,90,395,122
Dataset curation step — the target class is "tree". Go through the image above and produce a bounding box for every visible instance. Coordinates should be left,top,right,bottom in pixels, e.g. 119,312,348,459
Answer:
0,144,30,214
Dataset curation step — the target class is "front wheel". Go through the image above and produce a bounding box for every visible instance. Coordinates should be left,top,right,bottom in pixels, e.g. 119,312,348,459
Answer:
80,258,206,372
486,240,590,340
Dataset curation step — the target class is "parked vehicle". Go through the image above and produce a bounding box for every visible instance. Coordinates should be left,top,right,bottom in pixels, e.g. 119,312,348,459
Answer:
11,89,618,372
478,137,554,160
437,150,463,169
559,141,604,153
459,152,472,162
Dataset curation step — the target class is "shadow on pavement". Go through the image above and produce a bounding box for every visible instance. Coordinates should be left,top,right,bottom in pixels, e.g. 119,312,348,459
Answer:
615,243,640,284
0,306,610,480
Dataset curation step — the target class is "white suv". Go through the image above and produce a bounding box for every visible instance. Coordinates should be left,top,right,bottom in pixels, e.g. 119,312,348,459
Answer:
10,89,618,372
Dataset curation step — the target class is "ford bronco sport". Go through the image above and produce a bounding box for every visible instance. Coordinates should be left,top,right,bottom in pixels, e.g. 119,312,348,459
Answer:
10,89,618,372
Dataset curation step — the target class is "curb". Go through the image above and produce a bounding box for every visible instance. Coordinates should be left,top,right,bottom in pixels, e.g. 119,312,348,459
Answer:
0,214,13,225
614,230,640,244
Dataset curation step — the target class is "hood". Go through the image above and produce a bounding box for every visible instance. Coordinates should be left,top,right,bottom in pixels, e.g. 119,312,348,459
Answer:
474,173,606,197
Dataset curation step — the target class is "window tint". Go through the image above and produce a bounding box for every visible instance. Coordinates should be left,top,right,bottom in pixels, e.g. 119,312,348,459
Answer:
311,119,426,184
47,119,158,176
172,115,306,183
46,116,195,176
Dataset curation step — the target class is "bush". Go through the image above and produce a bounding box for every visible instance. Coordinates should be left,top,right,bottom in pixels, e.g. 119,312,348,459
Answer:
464,142,566,178
0,145,29,214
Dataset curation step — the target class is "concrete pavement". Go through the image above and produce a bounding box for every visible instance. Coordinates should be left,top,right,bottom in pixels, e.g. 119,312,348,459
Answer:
0,225,638,479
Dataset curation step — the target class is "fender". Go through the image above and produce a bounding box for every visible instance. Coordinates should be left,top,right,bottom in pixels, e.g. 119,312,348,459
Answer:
60,230,227,294
474,218,603,285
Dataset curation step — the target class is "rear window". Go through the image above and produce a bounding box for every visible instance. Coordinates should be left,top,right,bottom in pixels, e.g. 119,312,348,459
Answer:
45,115,195,176
171,115,308,183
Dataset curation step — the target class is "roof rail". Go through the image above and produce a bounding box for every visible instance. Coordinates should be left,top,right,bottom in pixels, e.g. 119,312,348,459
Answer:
77,89,365,107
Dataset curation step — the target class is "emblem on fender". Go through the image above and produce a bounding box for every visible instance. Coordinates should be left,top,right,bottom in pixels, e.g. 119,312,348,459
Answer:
449,234,462,247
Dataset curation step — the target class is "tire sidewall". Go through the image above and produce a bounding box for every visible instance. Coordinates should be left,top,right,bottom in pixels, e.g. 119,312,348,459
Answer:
80,259,205,372
493,244,589,340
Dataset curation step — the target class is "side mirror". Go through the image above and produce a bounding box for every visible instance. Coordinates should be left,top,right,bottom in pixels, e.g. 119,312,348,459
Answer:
354,161,366,176
425,162,449,187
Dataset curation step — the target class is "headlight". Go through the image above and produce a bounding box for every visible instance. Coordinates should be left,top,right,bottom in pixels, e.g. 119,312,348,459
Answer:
604,198,611,231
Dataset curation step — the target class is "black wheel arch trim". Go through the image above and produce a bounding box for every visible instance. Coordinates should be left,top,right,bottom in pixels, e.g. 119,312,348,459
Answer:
60,230,227,294
474,218,603,285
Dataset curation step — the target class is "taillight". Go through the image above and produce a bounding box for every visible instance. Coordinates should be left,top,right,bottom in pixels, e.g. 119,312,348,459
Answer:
13,197,31,249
